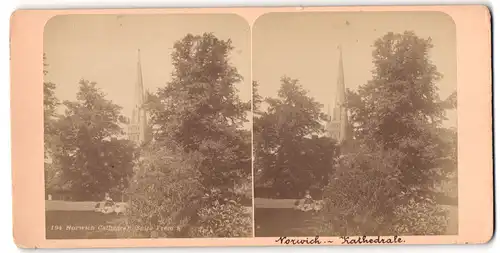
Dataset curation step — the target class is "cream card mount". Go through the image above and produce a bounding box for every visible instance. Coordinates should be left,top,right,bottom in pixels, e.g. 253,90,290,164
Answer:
10,5,492,248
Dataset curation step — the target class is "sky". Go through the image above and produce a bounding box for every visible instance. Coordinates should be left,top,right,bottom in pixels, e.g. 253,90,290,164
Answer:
45,12,457,130
252,11,457,128
44,14,251,126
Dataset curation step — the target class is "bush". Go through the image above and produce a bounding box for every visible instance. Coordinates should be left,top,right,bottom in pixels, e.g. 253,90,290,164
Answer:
391,199,450,235
231,174,253,206
188,198,252,238
124,144,204,238
318,148,402,235
319,146,450,236
125,144,252,238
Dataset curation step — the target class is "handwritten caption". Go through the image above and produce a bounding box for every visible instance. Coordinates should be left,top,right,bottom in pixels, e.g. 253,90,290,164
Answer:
275,235,405,245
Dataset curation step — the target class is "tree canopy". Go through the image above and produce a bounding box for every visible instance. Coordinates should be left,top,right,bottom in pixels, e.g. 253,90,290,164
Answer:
145,33,251,192
128,33,252,237
322,31,455,235
345,31,451,189
51,80,136,200
253,77,338,197
43,54,61,191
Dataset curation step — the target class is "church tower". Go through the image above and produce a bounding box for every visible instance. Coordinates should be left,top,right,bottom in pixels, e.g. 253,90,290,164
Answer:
128,49,147,145
326,45,348,143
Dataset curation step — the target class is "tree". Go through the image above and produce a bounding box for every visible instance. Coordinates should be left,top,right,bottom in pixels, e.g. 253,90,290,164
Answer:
128,33,252,237
44,81,59,153
346,31,448,190
43,54,61,192
126,143,252,238
253,77,337,197
53,79,136,200
146,33,251,191
126,143,205,238
252,80,263,113
321,31,454,235
442,91,457,110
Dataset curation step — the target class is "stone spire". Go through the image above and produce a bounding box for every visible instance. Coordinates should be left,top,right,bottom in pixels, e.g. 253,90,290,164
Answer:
336,45,345,110
135,49,144,108
327,44,347,143
128,49,147,144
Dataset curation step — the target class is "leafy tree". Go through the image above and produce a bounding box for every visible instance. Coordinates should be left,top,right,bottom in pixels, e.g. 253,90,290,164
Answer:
346,31,449,191
146,33,251,191
44,81,59,151
126,143,205,238
432,126,457,202
128,33,252,237
321,31,455,235
442,91,457,110
126,143,252,238
43,54,61,192
252,80,263,113
53,80,136,200
253,77,337,197
320,146,406,235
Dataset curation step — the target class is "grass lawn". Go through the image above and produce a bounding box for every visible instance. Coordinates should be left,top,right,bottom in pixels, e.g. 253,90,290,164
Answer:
46,200,254,239
254,198,459,237
255,208,329,237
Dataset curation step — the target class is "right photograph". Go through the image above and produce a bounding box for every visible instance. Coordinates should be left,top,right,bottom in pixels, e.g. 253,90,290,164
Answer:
252,12,458,237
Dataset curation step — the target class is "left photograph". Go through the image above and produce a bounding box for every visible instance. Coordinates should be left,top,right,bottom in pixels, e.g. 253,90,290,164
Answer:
43,14,252,239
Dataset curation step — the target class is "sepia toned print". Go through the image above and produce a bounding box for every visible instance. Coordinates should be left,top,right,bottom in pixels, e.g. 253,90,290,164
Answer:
43,14,252,239
252,12,458,237
12,6,491,248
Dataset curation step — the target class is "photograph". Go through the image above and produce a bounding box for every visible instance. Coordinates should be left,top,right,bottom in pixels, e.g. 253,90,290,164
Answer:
10,5,493,248
252,12,458,237
43,14,252,239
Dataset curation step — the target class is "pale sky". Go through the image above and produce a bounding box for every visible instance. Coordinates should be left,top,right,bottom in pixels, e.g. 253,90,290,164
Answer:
252,11,457,128
44,14,251,126
45,12,457,130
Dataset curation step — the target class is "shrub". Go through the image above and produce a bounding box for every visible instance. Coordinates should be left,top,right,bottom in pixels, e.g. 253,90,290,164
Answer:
319,148,403,235
125,144,252,238
188,198,252,238
125,144,204,238
319,146,450,236
391,199,450,235
231,174,253,206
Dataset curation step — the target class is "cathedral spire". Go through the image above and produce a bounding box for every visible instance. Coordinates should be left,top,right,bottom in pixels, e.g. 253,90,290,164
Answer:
326,44,348,142
128,49,147,144
337,44,347,142
135,49,144,107
336,44,345,107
